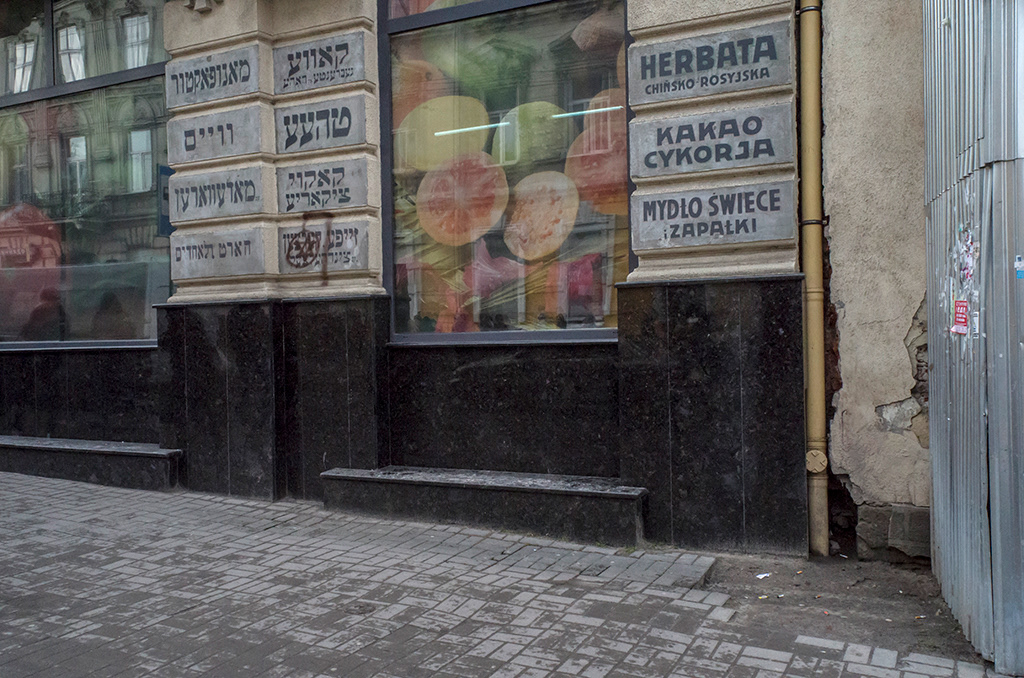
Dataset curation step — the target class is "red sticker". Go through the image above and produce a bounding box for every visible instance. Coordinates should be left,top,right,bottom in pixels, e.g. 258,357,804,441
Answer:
952,300,969,334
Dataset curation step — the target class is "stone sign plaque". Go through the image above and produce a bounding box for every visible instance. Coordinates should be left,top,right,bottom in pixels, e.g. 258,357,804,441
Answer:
279,219,369,273
628,21,791,106
630,104,794,178
631,181,795,250
277,158,369,213
275,96,366,154
166,45,259,108
167,106,262,164
170,167,262,222
273,32,365,94
171,228,265,279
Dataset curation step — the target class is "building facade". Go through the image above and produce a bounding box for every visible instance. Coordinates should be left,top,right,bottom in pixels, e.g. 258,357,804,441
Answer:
0,0,934,562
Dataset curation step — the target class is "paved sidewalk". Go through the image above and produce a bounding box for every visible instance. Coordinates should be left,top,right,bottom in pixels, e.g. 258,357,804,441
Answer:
0,472,991,678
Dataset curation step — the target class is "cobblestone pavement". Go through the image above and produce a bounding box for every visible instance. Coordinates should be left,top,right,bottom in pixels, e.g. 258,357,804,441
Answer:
0,472,991,678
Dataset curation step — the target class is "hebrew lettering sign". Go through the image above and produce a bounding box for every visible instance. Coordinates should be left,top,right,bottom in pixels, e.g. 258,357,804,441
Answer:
166,45,259,107
630,104,794,178
171,229,265,279
170,167,262,222
276,158,369,213
275,96,366,153
168,106,262,164
628,21,791,105
273,32,365,94
631,181,795,250
279,218,369,274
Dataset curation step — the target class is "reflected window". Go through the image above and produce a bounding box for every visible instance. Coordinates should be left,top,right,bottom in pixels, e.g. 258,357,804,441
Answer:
57,25,85,83
128,129,152,192
9,40,36,93
390,0,629,335
123,14,151,69
5,145,30,203
67,135,87,197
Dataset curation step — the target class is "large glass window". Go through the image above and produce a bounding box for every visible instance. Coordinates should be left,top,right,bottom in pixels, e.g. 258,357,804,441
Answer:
0,0,169,344
391,0,629,336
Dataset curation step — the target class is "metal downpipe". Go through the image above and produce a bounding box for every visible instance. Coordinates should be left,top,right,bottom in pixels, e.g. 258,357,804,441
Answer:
799,0,830,557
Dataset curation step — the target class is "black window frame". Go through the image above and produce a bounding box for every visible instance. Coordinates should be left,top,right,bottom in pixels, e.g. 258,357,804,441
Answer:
380,0,634,347
0,0,168,351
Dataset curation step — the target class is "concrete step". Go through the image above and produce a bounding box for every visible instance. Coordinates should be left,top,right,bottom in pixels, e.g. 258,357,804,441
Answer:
0,436,182,491
321,466,647,546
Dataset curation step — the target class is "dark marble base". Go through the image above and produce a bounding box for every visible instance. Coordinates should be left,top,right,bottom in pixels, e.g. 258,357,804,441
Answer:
387,344,619,477
322,466,646,546
618,276,808,555
0,349,160,442
0,436,181,491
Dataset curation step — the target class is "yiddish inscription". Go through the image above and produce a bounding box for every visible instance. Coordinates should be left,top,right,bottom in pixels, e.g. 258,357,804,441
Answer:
279,219,368,273
168,106,262,164
170,168,262,222
630,104,794,178
275,96,366,153
166,46,259,107
273,32,365,94
171,229,265,279
277,158,369,213
632,181,795,249
628,22,791,105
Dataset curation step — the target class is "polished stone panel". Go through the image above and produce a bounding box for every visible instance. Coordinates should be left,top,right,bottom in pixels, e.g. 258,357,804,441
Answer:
64,350,160,443
618,276,806,554
387,344,619,478
0,353,36,436
280,296,389,501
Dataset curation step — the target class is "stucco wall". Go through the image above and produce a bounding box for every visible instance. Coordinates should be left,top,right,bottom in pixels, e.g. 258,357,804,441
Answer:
822,1,930,551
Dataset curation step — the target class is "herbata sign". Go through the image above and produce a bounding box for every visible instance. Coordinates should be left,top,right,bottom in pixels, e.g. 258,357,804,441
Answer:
166,46,258,108
277,158,369,213
275,96,366,153
273,32,365,94
628,21,791,105
170,167,262,222
167,106,262,164
630,104,794,178
631,181,795,250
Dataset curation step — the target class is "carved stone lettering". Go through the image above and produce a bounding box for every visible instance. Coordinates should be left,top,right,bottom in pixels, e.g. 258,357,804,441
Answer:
279,219,369,273
273,32,365,94
170,228,265,280
629,104,794,179
628,21,792,105
275,96,366,154
276,158,368,213
166,46,259,107
631,181,795,250
170,167,263,222
168,106,262,164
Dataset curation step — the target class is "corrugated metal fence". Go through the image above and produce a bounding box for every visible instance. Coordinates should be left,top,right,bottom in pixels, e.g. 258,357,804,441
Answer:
924,1,1024,673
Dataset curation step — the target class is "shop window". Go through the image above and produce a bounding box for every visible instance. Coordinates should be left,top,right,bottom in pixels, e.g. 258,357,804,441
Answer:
57,25,85,83
389,0,629,337
0,0,169,345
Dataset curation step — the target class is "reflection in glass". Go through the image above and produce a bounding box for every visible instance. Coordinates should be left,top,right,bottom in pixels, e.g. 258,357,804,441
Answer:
391,0,628,335
0,77,170,342
1,0,46,95
58,25,85,82
53,0,167,84
390,0,479,19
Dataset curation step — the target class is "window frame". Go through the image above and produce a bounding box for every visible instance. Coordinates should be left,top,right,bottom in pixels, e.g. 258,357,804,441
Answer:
0,0,168,351
380,0,634,346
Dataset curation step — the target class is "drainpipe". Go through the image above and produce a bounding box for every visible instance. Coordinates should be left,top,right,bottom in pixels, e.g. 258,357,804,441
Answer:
799,0,830,557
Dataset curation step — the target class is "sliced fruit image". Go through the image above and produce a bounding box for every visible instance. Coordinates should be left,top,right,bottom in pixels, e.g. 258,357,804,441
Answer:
392,59,452,129
490,102,576,167
503,171,580,261
395,95,490,172
564,128,628,216
584,88,626,140
416,152,510,246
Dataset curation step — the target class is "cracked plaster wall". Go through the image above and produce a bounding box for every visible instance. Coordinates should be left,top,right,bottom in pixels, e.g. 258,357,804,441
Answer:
822,2,931,513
